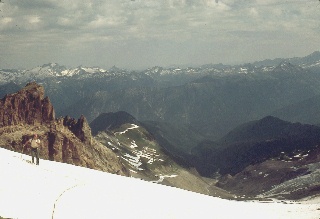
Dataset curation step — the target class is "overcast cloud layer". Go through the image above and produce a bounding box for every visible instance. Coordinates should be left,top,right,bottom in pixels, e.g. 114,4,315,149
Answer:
0,0,319,69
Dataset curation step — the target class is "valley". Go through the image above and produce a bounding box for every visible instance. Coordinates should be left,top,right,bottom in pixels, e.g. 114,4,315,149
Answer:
1,51,320,201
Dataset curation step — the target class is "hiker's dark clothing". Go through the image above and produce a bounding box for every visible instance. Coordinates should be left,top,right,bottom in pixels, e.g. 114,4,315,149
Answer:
29,138,40,165
31,148,39,165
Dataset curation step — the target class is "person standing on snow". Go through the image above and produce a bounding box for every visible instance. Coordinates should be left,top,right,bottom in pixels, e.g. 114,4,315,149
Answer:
24,134,41,165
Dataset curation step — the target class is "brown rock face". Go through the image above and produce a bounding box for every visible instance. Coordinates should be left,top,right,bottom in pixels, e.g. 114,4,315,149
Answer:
0,82,55,126
63,115,92,145
0,82,129,176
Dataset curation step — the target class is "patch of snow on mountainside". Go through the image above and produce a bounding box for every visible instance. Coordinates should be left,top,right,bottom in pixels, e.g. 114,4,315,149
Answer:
130,140,138,148
122,146,163,171
61,69,76,76
262,66,275,72
115,124,139,135
94,126,168,176
123,153,143,170
81,67,107,74
0,69,22,83
0,148,319,219
300,60,320,69
240,67,248,74
152,174,178,183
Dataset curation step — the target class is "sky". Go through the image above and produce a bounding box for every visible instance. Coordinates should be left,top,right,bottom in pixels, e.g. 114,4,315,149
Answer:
0,0,319,70
1,147,320,219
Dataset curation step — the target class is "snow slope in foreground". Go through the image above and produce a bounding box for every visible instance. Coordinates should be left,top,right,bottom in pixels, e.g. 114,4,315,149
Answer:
0,148,319,219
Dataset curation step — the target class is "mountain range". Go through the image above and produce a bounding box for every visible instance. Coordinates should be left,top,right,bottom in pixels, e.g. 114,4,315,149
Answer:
1,51,320,200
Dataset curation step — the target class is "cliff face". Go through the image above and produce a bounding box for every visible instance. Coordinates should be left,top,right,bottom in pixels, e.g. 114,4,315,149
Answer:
0,82,55,126
63,115,92,145
0,82,129,176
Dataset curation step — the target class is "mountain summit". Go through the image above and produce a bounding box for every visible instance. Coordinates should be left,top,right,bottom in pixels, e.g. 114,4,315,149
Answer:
90,111,139,135
0,82,55,126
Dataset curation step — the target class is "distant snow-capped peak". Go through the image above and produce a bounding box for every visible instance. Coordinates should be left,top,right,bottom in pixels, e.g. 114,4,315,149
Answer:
61,66,108,76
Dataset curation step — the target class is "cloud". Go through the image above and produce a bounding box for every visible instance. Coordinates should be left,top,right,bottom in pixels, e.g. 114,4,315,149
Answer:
249,7,259,17
0,0,319,69
0,17,12,26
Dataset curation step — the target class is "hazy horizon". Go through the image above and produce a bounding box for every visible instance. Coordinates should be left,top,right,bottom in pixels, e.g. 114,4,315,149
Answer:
0,0,319,70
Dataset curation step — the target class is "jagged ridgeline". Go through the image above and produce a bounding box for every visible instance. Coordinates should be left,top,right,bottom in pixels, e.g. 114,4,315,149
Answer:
1,52,320,142
1,51,320,200
0,82,129,176
61,58,320,141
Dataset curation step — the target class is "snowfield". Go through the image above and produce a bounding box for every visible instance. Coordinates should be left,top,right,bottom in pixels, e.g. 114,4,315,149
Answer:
0,148,319,219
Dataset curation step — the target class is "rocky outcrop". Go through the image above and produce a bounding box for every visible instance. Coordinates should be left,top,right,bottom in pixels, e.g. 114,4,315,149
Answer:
0,82,129,176
0,82,55,126
63,115,92,145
